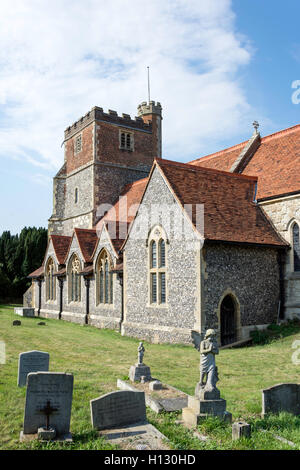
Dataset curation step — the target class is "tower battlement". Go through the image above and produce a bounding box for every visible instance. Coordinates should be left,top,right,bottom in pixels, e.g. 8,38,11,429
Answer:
64,106,153,140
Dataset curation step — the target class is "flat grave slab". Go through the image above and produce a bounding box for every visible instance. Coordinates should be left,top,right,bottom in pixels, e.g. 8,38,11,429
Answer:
117,379,188,413
99,422,169,450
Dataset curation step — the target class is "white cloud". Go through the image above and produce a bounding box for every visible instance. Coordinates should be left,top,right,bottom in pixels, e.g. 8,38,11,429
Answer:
0,0,254,169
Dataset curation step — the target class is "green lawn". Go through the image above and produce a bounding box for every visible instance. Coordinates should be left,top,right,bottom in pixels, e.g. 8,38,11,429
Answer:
0,304,300,450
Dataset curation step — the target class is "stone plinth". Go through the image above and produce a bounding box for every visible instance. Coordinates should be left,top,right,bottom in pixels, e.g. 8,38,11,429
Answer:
182,394,231,427
129,363,151,382
232,422,251,440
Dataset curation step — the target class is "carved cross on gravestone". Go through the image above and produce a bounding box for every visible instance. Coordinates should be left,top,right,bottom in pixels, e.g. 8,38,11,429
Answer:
39,400,58,430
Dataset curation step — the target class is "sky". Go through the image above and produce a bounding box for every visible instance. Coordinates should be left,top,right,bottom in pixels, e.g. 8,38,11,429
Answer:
0,0,299,234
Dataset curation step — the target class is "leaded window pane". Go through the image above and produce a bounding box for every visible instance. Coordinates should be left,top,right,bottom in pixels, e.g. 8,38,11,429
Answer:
159,240,165,267
160,272,166,303
151,242,157,268
151,273,157,303
293,223,300,272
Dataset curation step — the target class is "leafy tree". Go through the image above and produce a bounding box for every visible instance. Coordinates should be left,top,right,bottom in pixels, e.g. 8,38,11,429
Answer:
0,227,47,302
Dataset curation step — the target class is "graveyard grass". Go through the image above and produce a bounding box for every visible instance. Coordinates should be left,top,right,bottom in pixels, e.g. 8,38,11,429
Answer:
0,305,300,450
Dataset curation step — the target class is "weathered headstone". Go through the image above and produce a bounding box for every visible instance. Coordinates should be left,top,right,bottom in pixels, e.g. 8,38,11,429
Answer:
262,383,300,417
18,350,50,387
20,372,73,441
90,390,146,430
13,320,21,326
129,342,151,382
14,307,35,317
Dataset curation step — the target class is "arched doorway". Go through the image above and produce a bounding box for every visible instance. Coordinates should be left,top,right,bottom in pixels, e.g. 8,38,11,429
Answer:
220,295,236,346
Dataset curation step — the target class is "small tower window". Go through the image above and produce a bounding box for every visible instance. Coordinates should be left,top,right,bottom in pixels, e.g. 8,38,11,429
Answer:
75,188,78,204
75,134,82,154
119,130,133,151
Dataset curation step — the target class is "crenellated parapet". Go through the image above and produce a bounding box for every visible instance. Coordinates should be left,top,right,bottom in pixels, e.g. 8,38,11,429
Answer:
64,106,152,140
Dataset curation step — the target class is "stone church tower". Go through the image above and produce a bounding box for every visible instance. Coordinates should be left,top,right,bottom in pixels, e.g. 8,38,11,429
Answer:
48,101,162,236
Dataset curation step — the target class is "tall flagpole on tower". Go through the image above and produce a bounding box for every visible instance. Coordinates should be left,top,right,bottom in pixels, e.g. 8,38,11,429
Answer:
147,66,151,104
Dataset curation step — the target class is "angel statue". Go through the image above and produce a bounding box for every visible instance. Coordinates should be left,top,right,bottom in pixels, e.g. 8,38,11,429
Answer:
191,329,219,393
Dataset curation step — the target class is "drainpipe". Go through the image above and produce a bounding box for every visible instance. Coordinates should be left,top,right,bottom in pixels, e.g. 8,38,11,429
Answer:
84,278,90,325
278,249,286,321
58,278,63,320
118,273,124,333
37,278,42,317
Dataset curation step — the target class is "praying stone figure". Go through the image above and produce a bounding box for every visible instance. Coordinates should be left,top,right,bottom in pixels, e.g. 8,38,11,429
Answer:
138,342,145,365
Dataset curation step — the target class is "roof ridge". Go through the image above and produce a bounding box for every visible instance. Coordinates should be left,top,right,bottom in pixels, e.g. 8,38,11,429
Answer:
189,141,247,164
261,123,300,143
156,158,258,181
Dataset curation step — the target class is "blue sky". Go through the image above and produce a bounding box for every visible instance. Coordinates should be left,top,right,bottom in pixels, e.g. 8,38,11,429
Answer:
0,0,299,234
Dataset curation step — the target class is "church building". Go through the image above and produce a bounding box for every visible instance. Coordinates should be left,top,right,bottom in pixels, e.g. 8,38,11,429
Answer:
26,100,300,346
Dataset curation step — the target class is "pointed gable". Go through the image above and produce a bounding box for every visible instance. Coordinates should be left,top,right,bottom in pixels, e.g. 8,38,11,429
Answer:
51,235,72,264
74,228,99,263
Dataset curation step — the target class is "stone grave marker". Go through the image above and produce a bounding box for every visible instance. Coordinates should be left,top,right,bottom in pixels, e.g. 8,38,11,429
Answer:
20,372,73,441
90,389,169,450
90,390,146,430
18,350,50,387
262,383,300,417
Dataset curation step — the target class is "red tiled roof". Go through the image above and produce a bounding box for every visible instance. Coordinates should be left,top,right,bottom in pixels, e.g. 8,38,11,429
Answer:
94,178,148,253
51,235,72,265
190,124,300,200
242,125,300,199
74,228,99,263
156,158,287,247
28,266,44,278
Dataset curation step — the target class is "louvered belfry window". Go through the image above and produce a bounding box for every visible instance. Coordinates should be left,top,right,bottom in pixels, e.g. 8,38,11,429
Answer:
120,131,133,150
293,223,300,272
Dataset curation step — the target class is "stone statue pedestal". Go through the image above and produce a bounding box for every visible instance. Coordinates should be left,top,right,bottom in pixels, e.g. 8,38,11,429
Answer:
129,363,151,383
182,385,232,426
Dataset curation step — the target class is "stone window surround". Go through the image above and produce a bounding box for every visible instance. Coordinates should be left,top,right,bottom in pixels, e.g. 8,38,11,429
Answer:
45,257,56,302
95,249,114,307
147,225,168,308
74,133,83,155
119,129,134,151
291,220,300,272
68,253,82,303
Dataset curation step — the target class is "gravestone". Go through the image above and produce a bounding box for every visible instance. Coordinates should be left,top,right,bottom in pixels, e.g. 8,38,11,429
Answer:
18,350,50,387
14,307,35,317
90,390,146,430
262,383,300,417
20,372,73,441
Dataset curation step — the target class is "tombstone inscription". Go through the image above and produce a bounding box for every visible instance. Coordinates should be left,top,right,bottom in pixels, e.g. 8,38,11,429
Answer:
18,350,50,387
20,372,73,441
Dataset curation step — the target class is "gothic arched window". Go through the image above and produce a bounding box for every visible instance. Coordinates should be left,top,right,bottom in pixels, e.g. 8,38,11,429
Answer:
69,254,81,302
96,250,113,305
149,227,167,305
293,223,300,272
46,258,56,301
